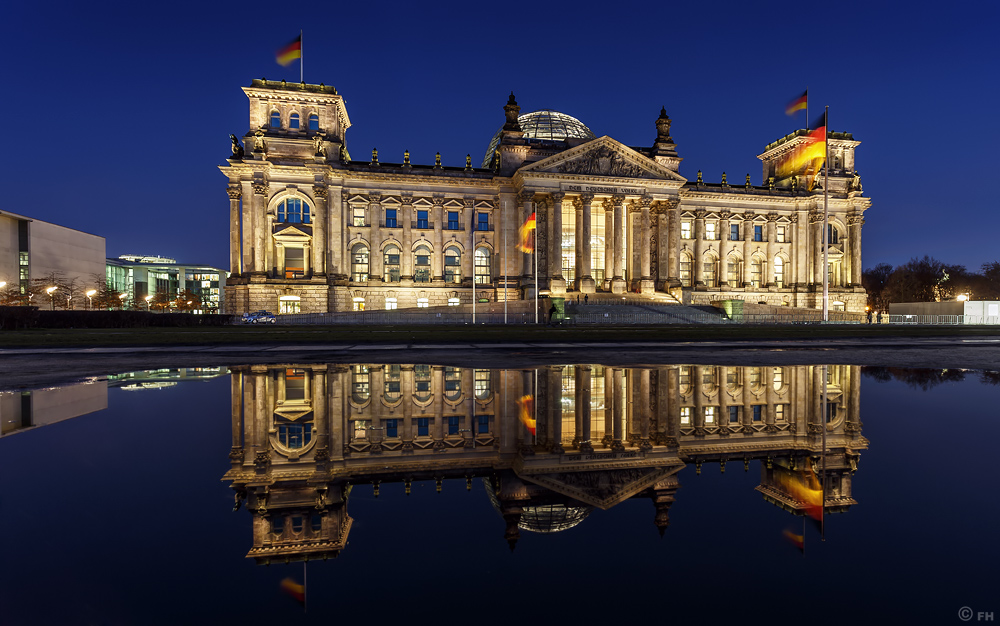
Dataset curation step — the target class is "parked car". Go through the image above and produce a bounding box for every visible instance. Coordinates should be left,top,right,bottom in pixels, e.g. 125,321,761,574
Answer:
241,310,276,324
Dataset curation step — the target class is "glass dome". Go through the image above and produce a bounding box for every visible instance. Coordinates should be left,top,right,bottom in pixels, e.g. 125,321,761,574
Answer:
484,479,593,533
482,109,596,168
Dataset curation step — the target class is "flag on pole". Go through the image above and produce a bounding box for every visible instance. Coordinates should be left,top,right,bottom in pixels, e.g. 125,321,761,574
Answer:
785,90,808,116
775,111,827,186
783,529,805,553
517,213,536,253
517,395,536,435
276,35,302,66
280,577,305,606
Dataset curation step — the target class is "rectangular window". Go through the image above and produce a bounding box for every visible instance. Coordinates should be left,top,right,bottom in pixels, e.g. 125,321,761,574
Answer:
417,417,430,437
477,414,490,434
284,247,304,279
727,261,739,287
703,261,716,287
681,221,692,240
385,419,398,438
753,225,763,242
752,405,763,421
705,222,717,241
353,206,366,227
679,258,692,287
680,407,691,426
447,211,460,230
704,406,716,425
385,298,397,310
279,300,301,314
385,209,397,228
477,212,489,231
417,298,429,308
448,416,460,435
775,405,786,422
729,406,740,423
776,225,786,243
417,210,429,229
730,224,740,241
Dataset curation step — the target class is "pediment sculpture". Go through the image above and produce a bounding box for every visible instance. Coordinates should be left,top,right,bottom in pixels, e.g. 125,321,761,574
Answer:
558,147,646,178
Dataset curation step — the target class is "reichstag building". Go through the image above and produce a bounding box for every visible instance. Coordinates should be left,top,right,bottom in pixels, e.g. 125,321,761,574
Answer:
221,79,870,314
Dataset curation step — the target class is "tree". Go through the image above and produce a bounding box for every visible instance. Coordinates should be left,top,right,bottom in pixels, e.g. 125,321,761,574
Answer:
174,289,202,312
862,263,893,311
883,256,946,303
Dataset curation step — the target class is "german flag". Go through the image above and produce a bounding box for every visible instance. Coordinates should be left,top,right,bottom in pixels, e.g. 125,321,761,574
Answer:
280,577,305,606
276,35,302,66
517,212,536,253
517,395,536,436
783,529,805,553
785,90,807,116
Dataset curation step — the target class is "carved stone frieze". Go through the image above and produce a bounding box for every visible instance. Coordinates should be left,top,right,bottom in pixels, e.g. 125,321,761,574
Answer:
557,146,645,178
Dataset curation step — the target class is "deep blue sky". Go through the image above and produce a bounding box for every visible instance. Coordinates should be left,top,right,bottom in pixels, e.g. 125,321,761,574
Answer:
3,0,996,272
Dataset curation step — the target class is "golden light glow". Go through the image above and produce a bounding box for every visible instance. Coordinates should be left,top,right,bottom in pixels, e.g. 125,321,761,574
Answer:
86,290,97,297
46,286,57,294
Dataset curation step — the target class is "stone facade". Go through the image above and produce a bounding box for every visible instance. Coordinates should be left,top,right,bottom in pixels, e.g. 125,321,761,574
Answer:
221,80,870,315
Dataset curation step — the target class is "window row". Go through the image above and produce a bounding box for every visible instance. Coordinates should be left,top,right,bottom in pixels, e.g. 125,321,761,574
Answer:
269,111,320,131
679,366,787,393
350,365,492,403
351,208,491,231
678,255,787,288
351,415,492,440
351,244,492,284
680,221,841,243
679,404,789,426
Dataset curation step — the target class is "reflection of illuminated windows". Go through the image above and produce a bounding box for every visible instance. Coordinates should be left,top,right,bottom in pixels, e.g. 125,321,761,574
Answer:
704,406,716,425
285,369,306,401
729,406,740,423
561,366,576,445
680,407,691,426
752,405,763,421
705,222,717,241
352,419,370,440
477,414,489,434
277,422,312,448
772,367,784,391
474,369,491,399
417,417,429,437
448,297,460,306
272,516,284,535
385,419,398,438
417,298,429,308
351,365,370,402
826,402,838,423
414,365,431,401
775,404,786,422
384,365,401,401
311,514,322,532
679,366,692,394
726,368,741,391
749,367,762,391
590,366,605,441
702,367,717,387
444,367,461,400
448,416,460,435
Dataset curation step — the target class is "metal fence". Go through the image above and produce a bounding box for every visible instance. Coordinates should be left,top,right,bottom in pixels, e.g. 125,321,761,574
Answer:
883,315,1000,325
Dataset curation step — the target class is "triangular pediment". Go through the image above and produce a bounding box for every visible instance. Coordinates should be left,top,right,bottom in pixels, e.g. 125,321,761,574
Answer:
518,464,683,510
273,224,313,238
520,136,686,183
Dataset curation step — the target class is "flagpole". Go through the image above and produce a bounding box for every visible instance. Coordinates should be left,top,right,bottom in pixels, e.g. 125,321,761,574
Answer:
821,363,827,541
303,560,307,613
805,87,809,129
472,207,476,325
300,30,303,83
534,223,538,324
823,105,829,322
503,198,507,324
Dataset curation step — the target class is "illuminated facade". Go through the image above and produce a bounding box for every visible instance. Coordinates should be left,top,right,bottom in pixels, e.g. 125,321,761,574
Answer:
223,363,866,561
106,255,226,312
222,80,870,315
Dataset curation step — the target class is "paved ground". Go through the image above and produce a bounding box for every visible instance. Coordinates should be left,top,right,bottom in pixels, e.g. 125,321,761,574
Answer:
2,337,1000,390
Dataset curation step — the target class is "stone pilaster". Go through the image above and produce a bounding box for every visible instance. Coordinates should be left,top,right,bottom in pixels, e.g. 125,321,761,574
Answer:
401,193,413,281
228,186,242,275
579,193,595,293
666,199,680,290
848,212,864,286
611,195,626,294
432,196,444,282
550,192,565,292
766,213,778,286
639,196,653,294
519,191,535,281
312,185,327,276
252,181,268,273
369,193,382,282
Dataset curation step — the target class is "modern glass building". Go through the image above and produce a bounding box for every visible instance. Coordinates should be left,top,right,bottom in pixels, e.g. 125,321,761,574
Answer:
106,255,227,313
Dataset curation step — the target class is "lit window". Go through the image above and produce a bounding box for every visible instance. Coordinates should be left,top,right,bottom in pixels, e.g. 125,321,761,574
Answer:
474,247,491,284
352,206,366,227
474,369,491,399
680,407,691,426
727,258,740,287
704,406,716,425
681,221,692,240
352,419,370,440
444,247,461,284
278,422,312,449
351,365,370,401
774,257,784,288
414,365,431,400
416,210,429,229
705,222,717,241
448,297,460,306
308,114,319,130
279,298,301,314
383,245,400,282
385,208,397,228
277,197,311,224
679,253,692,287
352,297,365,311
289,113,299,129
270,110,280,128
754,224,763,242
351,244,369,282
416,298,429,308
750,257,763,288
775,404,786,422
447,211,460,230
444,367,461,400
414,245,431,283
773,367,783,390
477,212,489,231
730,224,740,241
385,297,397,310
384,365,401,401
703,258,717,287
776,225,787,243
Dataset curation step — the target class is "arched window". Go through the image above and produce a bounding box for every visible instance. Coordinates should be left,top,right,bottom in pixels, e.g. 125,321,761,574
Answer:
772,367,785,391
277,421,313,449
414,365,431,401
444,367,462,400
750,256,763,288
308,114,319,130
774,256,785,288
474,247,491,284
383,245,400,282
270,110,281,128
475,369,491,400
384,365,401,401
827,224,840,245
679,252,693,287
414,245,431,283
351,244,369,282
351,365,370,402
702,255,717,288
289,113,300,129
727,255,741,287
277,197,311,224
444,246,461,284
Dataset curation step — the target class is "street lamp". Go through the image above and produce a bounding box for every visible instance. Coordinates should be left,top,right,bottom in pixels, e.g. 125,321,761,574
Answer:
118,292,127,309
46,286,57,310
86,289,96,310
144,295,153,311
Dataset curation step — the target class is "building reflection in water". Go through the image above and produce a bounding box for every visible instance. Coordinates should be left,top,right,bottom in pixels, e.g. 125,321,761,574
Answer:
223,364,866,563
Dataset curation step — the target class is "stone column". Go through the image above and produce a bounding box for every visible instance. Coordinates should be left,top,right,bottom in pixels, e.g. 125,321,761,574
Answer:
602,367,614,447
611,368,625,450
849,213,863,286
846,365,862,434
693,366,705,436
579,193,595,292
812,212,824,285
638,368,651,450
639,197,653,294
550,192,565,292
241,182,253,276
604,198,614,290
276,243,285,279
312,185,327,276
693,209,706,287
573,196,583,290
611,195,626,294
432,197,444,281
432,366,445,450
548,366,562,452
718,367,730,433
328,186,344,281
742,368,754,434
535,196,549,291
519,191,535,280
401,194,413,280
742,215,754,288
401,365,414,450
312,368,328,458
666,199,680,289
230,369,244,466
228,186,242,275
766,213,778,286
463,198,476,287
811,365,824,434
580,366,593,452
368,193,382,282
252,181,268,273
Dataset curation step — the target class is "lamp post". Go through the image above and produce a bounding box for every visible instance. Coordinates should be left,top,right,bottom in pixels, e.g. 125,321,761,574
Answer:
65,295,71,310
144,295,153,311
86,289,96,310
46,286,57,310
119,292,127,309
